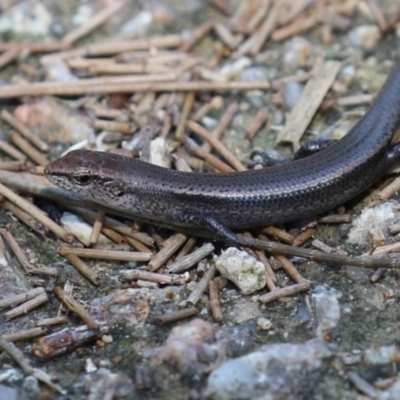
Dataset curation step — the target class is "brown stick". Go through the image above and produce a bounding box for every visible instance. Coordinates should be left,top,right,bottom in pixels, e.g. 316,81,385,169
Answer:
183,136,234,172
62,2,124,44
155,307,198,325
121,269,187,285
9,131,49,166
258,281,311,303
54,286,98,330
209,279,223,322
0,49,20,70
0,42,70,52
89,210,105,246
187,120,246,171
148,233,187,272
176,91,196,140
58,247,152,262
4,292,49,320
0,287,45,310
186,264,216,306
0,228,58,275
2,199,49,236
0,79,271,98
1,110,49,152
0,139,27,161
64,254,101,285
0,183,73,243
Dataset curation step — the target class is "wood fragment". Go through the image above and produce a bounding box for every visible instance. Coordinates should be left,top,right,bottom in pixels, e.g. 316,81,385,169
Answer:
35,316,69,327
58,247,152,262
121,269,187,285
187,120,246,171
246,0,271,32
176,91,195,140
183,136,234,172
370,268,385,283
0,42,70,52
179,21,214,52
292,228,315,247
214,23,243,49
90,62,173,75
274,254,306,283
372,242,400,256
258,281,311,303
262,226,294,244
54,287,98,330
124,235,153,253
245,109,268,139
93,119,136,134
233,0,279,57
192,96,223,121
155,307,198,325
205,102,238,152
254,248,277,291
0,183,74,243
67,205,153,246
136,280,159,288
89,210,105,246
276,61,341,147
32,322,109,358
272,11,319,42
347,372,382,399
0,49,20,70
175,149,205,170
229,1,255,29
186,264,216,306
0,160,25,171
148,233,187,272
375,177,400,201
4,292,49,321
0,337,65,393
209,279,223,322
318,214,351,224
366,0,387,31
64,254,101,285
166,242,215,273
250,0,284,55
1,327,48,342
0,139,27,161
277,0,311,25
1,110,49,152
62,2,125,44
9,131,49,166
175,236,197,259
312,239,347,255
0,78,271,98
388,222,400,236
0,228,58,275
337,94,373,107
0,287,45,310
2,199,49,236
207,0,233,16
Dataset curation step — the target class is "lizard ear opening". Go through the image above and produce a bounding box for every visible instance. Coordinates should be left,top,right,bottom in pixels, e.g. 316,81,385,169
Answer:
70,175,93,186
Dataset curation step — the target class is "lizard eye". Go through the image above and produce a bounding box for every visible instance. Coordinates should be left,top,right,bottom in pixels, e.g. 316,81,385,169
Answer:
71,175,93,186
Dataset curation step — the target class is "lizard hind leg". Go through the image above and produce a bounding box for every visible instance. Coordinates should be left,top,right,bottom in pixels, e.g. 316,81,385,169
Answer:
172,211,246,247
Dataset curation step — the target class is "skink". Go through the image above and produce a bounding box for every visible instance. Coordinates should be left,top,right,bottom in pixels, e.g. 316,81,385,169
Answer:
44,62,400,246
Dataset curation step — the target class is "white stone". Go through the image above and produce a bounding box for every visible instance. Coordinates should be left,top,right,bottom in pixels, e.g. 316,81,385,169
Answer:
215,248,266,294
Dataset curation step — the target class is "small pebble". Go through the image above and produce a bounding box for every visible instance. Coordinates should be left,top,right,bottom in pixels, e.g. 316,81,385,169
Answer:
284,81,303,110
282,36,312,71
257,317,273,330
215,248,267,295
347,25,381,50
